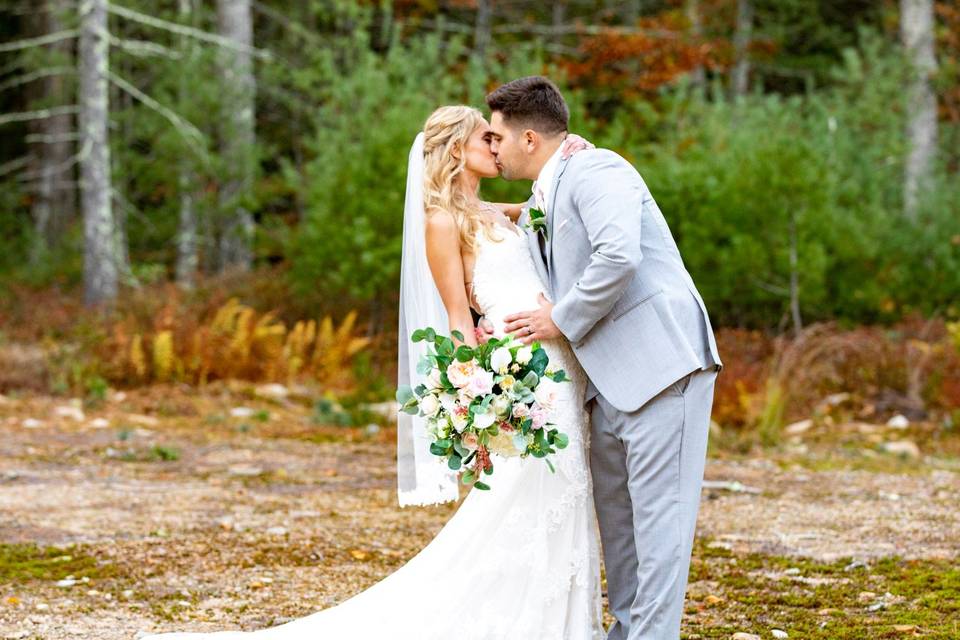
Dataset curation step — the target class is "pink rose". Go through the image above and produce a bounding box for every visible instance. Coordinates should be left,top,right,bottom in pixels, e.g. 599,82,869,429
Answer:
461,431,479,451
446,360,479,389
512,404,530,419
530,404,548,430
499,422,515,433
467,369,495,398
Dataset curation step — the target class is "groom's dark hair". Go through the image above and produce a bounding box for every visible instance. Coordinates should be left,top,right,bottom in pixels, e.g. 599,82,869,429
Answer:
486,76,569,136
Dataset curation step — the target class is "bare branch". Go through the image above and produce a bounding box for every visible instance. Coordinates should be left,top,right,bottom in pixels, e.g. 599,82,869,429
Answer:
0,67,74,93
109,35,182,60
0,156,30,179
26,131,82,144
0,105,80,127
16,137,91,181
107,71,208,159
0,29,78,54
251,1,323,45
107,3,272,61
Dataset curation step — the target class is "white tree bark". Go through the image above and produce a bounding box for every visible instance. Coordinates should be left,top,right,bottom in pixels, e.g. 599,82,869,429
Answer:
27,1,75,260
732,0,753,97
687,0,705,87
900,0,938,219
79,0,118,306
216,0,255,272
474,0,492,58
176,0,198,288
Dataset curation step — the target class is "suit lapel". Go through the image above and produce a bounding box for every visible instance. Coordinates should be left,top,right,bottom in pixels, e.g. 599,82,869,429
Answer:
520,196,550,289
546,155,572,272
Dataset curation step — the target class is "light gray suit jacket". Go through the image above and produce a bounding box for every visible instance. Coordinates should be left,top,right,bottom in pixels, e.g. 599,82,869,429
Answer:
521,148,721,413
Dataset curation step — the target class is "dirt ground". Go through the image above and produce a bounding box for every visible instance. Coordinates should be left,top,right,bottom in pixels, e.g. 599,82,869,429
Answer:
1,384,957,639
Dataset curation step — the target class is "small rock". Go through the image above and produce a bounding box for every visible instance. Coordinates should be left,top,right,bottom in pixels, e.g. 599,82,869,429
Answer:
785,419,813,435
784,568,801,576
56,578,77,587
230,407,255,418
886,414,910,430
228,465,264,477
89,418,110,429
34,602,49,610
844,560,867,571
22,418,44,429
823,392,850,406
5,631,30,639
882,440,920,458
732,634,760,640
266,526,287,536
127,414,160,427
704,594,723,606
893,625,917,634
817,608,838,616
364,423,381,436
857,591,877,603
772,631,789,639
122,589,134,599
54,405,85,421
879,491,901,501
255,384,288,400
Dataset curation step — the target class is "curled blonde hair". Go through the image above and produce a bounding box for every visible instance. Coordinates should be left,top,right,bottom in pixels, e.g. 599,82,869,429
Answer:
422,105,497,252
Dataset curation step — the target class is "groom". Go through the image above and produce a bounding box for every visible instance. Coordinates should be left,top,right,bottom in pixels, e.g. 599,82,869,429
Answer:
484,76,722,640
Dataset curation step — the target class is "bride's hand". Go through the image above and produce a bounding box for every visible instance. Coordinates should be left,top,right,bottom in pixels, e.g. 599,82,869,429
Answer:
561,133,595,159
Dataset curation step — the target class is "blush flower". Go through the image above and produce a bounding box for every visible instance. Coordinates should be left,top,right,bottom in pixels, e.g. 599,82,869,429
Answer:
446,360,479,388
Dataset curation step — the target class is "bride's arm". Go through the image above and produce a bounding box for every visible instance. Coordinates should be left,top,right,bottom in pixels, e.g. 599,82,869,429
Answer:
492,202,523,222
425,209,479,347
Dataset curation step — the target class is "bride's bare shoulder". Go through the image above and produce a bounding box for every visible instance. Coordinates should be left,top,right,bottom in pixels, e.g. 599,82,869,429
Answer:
425,207,460,242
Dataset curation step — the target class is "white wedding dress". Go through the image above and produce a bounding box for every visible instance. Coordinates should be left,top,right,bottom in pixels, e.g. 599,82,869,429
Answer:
140,220,605,640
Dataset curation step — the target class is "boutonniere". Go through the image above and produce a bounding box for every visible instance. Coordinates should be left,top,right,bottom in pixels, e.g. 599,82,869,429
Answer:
524,207,548,240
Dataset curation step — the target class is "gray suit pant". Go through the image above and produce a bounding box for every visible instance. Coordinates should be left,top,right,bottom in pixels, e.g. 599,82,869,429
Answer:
590,367,717,640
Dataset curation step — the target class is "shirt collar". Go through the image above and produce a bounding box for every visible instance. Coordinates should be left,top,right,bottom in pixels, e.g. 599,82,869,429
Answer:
531,142,565,211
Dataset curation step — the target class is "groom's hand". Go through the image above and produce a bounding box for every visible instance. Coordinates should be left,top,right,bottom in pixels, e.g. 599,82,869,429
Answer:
503,293,561,345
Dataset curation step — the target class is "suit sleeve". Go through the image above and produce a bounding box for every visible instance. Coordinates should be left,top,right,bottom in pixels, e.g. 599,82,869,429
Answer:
551,151,645,344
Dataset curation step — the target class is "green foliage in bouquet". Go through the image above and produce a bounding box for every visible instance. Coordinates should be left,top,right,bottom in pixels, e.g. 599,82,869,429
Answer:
396,328,569,491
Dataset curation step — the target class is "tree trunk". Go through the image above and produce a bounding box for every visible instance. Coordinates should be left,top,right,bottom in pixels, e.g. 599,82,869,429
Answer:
900,0,938,219
620,0,641,25
176,0,198,289
27,0,76,261
474,0,492,58
687,0,706,87
732,0,753,97
552,2,566,44
216,0,256,272
79,0,118,306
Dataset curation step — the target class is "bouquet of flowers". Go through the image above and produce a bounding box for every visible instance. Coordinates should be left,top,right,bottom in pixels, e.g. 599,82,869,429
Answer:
396,327,570,491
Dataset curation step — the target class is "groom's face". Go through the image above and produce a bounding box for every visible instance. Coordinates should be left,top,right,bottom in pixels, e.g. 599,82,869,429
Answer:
488,111,529,181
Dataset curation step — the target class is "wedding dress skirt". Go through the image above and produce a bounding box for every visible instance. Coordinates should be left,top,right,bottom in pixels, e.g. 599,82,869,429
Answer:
140,222,604,640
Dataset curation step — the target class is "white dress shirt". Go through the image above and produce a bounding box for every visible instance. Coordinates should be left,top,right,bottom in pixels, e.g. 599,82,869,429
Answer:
531,142,565,213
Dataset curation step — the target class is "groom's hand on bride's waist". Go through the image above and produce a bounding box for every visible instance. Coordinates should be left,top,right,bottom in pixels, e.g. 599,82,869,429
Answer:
503,293,561,345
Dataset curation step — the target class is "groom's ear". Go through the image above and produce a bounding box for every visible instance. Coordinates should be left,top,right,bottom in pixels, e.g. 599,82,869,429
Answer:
522,129,539,154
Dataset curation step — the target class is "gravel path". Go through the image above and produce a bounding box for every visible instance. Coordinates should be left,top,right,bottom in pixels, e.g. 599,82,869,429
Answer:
1,388,957,639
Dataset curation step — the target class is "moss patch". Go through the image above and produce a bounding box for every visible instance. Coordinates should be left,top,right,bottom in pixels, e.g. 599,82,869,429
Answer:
684,540,960,638
0,542,123,583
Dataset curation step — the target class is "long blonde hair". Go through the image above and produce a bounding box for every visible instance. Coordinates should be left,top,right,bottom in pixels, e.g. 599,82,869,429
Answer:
422,105,496,252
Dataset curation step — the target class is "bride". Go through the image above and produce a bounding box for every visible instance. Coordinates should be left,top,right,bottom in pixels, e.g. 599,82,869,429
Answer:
139,105,604,639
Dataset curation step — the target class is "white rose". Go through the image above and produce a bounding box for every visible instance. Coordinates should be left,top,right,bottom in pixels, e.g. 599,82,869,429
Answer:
534,379,558,411
473,408,497,430
515,346,533,365
427,367,444,390
490,347,512,374
439,392,457,413
419,393,440,417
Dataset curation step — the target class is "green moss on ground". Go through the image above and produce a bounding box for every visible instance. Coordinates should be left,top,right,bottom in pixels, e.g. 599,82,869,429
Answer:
0,542,123,583
684,540,960,638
